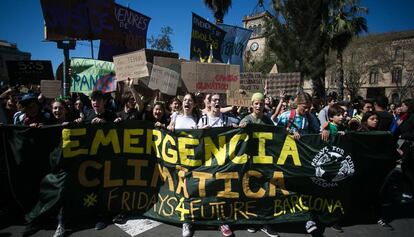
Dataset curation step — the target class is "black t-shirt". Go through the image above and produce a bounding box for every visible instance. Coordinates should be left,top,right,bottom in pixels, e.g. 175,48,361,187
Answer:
117,108,142,121
376,110,394,131
84,109,117,123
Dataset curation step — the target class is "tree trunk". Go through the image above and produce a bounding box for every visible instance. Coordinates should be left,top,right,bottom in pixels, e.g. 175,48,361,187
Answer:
311,75,326,99
336,50,344,100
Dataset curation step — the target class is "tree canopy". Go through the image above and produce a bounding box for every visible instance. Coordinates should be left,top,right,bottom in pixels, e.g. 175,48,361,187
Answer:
147,26,174,52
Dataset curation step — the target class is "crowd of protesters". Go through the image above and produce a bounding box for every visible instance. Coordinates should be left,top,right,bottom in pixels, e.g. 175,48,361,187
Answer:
1,81,413,237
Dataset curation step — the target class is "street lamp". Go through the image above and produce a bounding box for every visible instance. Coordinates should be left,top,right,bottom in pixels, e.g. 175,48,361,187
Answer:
57,40,76,97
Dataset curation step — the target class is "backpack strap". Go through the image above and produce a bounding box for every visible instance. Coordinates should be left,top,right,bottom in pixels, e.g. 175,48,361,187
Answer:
201,114,208,126
286,109,296,129
221,113,228,126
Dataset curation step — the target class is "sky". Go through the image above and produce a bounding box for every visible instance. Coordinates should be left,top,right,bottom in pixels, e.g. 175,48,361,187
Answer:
1,0,414,74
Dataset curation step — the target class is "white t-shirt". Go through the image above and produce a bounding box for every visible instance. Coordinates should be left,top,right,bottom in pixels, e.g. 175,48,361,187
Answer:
171,113,197,129
197,114,238,128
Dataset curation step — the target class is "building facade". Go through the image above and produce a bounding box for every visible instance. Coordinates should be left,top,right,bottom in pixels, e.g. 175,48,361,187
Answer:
305,31,414,103
0,40,31,85
242,11,270,64
242,10,414,103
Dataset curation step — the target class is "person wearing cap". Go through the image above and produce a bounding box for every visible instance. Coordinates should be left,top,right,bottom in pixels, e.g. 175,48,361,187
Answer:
239,92,274,127
14,93,52,127
239,92,278,237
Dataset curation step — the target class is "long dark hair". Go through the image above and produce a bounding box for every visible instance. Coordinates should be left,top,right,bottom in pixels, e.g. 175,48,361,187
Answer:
402,99,414,114
180,93,200,119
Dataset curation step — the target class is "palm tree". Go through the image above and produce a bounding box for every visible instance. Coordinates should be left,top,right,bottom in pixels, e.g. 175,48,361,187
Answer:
328,0,368,100
203,0,232,24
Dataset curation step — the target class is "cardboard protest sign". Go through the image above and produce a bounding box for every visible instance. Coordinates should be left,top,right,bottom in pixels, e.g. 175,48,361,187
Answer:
266,72,301,97
154,56,188,90
226,90,251,107
148,65,180,96
154,57,182,73
226,73,264,106
240,72,265,93
6,60,54,85
190,13,226,62
98,3,151,61
113,50,149,82
70,58,114,94
40,80,61,98
181,62,240,93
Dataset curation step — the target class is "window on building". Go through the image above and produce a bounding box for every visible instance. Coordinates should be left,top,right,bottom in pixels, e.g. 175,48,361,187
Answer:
369,69,378,84
252,25,257,37
394,46,402,60
257,24,262,35
391,93,400,104
391,67,402,84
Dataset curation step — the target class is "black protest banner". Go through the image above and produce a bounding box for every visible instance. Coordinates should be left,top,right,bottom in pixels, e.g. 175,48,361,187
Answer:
1,122,396,226
6,60,54,85
40,0,120,40
98,3,151,61
190,13,226,62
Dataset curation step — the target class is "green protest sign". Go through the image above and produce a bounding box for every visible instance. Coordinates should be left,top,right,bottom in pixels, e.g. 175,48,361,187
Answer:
70,58,115,94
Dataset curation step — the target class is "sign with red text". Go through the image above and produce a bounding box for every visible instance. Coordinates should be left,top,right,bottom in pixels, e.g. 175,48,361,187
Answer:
181,62,240,93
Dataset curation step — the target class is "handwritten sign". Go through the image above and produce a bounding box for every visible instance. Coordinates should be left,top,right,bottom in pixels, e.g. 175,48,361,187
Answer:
181,62,240,93
40,80,61,98
266,73,301,97
148,65,180,96
70,58,114,94
113,50,149,81
226,73,265,106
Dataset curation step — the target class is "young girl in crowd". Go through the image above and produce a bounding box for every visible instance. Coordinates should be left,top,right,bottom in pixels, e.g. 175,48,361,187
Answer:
146,101,169,128
51,100,70,125
168,93,199,131
167,93,199,237
358,111,379,131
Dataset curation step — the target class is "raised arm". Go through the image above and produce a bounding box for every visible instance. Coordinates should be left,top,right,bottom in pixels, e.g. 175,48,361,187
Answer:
127,78,144,112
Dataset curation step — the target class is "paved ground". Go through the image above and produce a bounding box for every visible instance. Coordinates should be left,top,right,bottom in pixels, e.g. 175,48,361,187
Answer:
1,216,414,237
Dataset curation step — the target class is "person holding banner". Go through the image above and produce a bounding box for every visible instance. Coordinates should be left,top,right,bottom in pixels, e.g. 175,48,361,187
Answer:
275,92,312,140
197,93,238,236
14,93,53,127
198,93,239,129
167,93,199,237
167,93,200,132
239,92,279,237
239,92,274,127
144,101,169,129
50,99,70,125
74,90,118,125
